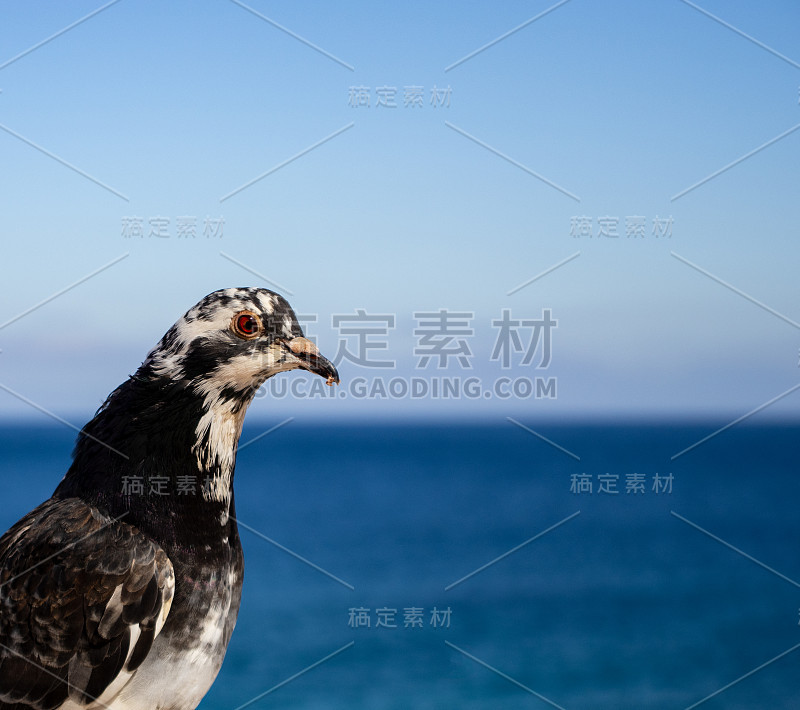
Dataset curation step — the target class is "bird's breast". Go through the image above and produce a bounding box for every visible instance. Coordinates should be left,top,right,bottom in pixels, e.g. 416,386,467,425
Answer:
110,546,244,710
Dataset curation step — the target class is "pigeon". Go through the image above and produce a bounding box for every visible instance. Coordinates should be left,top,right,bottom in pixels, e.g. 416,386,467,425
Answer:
0,287,339,710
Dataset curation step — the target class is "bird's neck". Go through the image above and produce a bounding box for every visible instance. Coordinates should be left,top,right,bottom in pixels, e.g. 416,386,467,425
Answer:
55,372,252,546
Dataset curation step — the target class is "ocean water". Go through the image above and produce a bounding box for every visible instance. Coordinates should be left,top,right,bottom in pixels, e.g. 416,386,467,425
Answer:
1,420,798,709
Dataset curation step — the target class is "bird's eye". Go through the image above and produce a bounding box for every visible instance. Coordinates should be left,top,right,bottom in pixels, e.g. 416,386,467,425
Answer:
231,311,261,339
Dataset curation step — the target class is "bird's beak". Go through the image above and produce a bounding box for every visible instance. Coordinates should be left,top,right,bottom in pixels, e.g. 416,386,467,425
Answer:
287,337,340,385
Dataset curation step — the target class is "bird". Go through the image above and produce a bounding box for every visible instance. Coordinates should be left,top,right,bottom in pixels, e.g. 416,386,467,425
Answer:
0,287,339,710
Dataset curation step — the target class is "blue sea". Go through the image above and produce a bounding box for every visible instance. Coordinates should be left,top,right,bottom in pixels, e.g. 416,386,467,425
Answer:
1,420,798,709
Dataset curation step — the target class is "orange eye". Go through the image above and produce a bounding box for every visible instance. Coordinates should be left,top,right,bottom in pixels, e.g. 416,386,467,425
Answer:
232,311,261,339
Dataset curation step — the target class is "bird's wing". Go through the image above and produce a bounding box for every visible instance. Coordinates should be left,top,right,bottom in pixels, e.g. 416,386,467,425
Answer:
0,497,174,710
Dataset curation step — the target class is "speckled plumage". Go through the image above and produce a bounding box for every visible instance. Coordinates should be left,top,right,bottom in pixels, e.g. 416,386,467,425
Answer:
0,288,339,710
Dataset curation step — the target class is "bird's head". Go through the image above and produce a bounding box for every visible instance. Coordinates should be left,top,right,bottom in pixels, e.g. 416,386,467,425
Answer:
131,288,340,504
142,287,339,399
62,288,338,517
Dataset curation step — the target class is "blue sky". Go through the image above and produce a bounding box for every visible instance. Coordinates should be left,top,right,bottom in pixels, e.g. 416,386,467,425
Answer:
0,0,798,422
